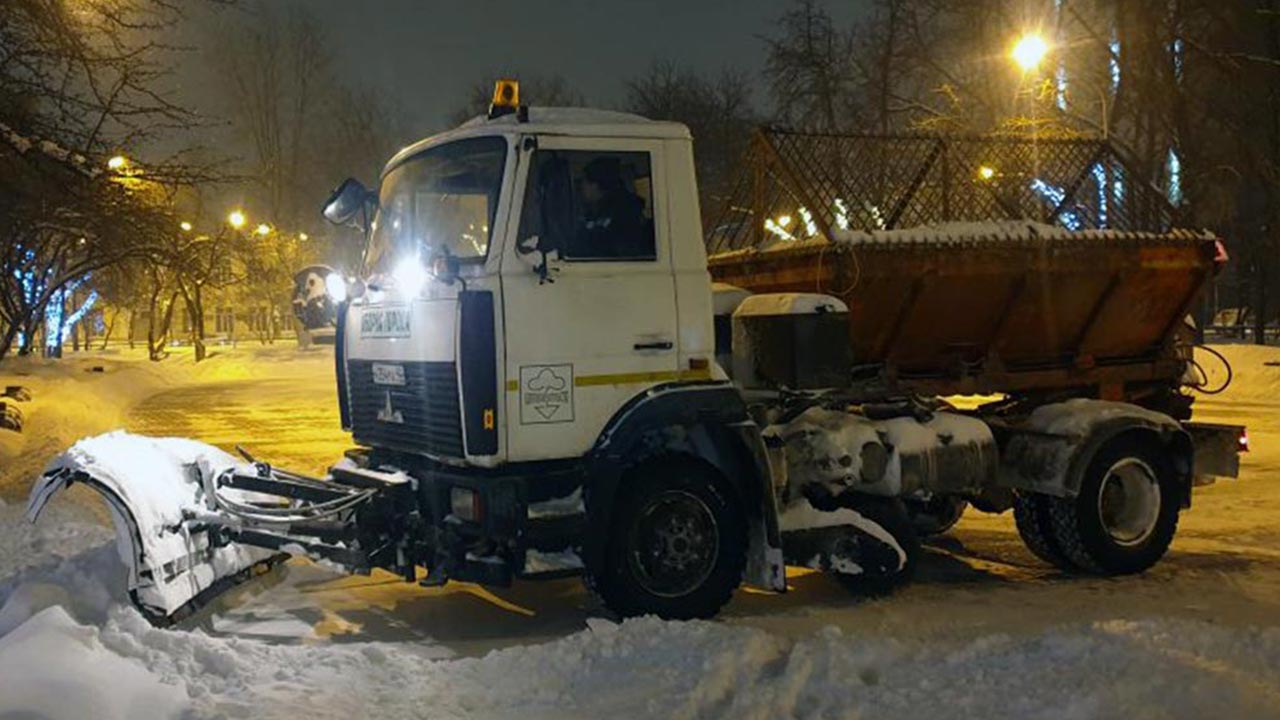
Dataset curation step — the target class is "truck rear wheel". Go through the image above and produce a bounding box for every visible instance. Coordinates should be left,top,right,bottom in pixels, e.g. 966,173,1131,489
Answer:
1013,492,1075,570
590,456,747,620
1046,437,1181,575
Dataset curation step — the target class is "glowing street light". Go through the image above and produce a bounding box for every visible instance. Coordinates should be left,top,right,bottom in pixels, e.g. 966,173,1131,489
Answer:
107,155,128,171
298,232,309,241
977,165,996,181
180,221,193,232
254,223,272,237
227,210,247,229
1011,33,1049,72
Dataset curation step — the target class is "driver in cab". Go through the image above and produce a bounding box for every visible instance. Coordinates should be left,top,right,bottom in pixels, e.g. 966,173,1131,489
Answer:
574,157,648,259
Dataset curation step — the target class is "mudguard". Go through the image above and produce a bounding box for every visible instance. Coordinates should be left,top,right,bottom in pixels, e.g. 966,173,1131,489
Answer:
25,432,276,621
585,382,786,592
998,399,1192,502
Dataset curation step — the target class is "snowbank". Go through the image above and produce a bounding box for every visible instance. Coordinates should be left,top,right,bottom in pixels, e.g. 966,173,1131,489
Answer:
0,344,334,499
4,469,1279,719
2,595,1279,719
0,498,117,636
0,606,187,720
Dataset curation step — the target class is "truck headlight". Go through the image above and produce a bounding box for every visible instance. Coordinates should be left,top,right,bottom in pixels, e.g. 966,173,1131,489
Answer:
393,256,428,298
325,273,348,303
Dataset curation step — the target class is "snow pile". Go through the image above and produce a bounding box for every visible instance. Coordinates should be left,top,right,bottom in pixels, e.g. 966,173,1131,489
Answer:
1,598,1279,719
0,606,187,720
0,493,119,635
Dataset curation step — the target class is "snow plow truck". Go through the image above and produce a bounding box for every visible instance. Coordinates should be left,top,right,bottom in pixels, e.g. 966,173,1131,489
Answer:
28,81,1246,625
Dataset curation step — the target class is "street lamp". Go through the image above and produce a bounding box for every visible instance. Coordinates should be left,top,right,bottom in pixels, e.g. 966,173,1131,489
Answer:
227,210,247,229
1011,33,1049,73
180,221,193,232
254,223,272,237
107,155,128,171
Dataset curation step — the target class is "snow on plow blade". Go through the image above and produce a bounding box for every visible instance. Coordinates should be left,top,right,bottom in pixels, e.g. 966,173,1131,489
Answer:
26,432,281,624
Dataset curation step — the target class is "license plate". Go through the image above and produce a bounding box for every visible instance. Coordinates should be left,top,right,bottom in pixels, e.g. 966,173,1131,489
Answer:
361,306,411,338
371,363,406,386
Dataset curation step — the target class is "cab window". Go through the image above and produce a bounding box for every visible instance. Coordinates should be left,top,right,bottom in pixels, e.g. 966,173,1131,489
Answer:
519,150,656,261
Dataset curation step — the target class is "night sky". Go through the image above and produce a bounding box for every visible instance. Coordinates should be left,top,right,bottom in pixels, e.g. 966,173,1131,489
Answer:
183,0,870,139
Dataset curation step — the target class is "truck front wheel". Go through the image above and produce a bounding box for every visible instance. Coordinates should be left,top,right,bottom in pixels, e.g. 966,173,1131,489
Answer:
589,456,747,620
1046,437,1181,575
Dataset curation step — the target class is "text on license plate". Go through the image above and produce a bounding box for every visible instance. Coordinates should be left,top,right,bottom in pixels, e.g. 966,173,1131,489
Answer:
371,363,406,386
361,306,411,338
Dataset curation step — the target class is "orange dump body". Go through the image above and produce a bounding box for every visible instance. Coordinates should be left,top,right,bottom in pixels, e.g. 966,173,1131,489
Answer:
708,228,1219,397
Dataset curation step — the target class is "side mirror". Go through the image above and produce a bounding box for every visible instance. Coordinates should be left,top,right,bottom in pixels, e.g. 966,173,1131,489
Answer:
322,178,375,229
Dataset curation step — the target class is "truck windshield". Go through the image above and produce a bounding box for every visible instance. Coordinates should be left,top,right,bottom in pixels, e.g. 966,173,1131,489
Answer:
367,136,507,273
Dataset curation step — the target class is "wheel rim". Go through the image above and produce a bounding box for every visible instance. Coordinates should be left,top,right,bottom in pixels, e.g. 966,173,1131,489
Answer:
1096,457,1161,546
627,489,719,598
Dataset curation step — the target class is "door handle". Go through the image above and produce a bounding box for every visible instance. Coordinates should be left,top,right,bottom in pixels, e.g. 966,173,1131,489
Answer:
633,341,674,351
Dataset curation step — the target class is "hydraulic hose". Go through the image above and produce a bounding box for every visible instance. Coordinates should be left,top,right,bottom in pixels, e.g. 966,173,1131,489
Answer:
1186,344,1233,395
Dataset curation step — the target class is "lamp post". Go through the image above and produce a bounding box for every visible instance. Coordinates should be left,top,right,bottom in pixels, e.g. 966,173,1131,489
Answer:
1011,33,1049,73
1009,31,1109,139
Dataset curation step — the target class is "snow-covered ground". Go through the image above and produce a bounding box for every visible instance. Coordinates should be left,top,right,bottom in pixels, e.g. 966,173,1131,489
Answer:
1,343,1279,719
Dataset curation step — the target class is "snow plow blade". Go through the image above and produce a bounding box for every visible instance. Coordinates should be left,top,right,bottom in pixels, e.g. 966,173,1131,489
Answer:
27,432,415,625
26,433,287,624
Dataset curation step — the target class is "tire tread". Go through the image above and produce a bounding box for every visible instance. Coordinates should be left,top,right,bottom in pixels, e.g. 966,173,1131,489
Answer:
587,455,746,620
1013,492,1075,570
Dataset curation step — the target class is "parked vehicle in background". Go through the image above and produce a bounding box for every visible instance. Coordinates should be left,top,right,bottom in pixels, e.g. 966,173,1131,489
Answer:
292,265,342,345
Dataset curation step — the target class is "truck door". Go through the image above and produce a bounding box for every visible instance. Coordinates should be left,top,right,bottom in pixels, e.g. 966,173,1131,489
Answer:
501,136,679,461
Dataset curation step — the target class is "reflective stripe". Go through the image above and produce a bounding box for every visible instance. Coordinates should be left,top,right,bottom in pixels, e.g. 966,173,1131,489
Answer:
504,368,709,391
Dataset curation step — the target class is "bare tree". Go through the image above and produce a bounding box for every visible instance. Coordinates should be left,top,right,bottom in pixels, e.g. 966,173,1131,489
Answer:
0,0,228,361
623,61,757,217
208,2,335,229
762,0,862,131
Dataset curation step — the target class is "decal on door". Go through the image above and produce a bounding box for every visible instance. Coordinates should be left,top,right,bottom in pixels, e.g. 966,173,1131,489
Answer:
519,364,574,424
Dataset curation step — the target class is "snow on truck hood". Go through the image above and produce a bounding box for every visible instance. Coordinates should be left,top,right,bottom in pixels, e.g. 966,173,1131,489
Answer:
25,432,275,619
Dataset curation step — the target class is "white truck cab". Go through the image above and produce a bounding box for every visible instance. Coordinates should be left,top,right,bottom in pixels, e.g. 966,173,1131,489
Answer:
321,91,791,618
340,106,718,468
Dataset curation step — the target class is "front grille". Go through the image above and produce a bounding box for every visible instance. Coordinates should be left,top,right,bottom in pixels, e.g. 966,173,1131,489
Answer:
347,360,464,458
